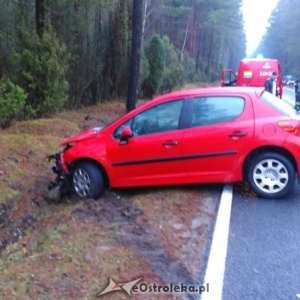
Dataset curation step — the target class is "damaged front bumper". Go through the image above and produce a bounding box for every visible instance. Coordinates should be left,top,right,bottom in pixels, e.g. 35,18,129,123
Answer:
47,153,70,200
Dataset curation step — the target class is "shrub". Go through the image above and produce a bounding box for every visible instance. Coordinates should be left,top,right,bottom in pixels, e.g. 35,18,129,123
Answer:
13,27,69,118
0,77,27,128
160,36,184,93
138,48,150,97
142,35,164,98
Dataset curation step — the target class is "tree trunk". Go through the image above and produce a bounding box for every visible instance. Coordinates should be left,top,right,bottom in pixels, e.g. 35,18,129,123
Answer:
206,28,214,77
126,0,144,112
35,0,45,39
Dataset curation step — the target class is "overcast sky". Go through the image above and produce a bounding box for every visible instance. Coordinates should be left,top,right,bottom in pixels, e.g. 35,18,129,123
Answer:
242,0,279,56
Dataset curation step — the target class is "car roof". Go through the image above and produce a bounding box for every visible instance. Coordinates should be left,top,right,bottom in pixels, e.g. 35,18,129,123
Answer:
151,86,264,103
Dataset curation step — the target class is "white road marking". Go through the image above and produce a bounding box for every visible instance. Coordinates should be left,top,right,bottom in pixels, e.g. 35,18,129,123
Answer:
201,184,233,300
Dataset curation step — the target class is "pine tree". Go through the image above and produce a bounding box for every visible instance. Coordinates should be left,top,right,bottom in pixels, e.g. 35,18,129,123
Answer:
113,0,129,97
126,0,144,112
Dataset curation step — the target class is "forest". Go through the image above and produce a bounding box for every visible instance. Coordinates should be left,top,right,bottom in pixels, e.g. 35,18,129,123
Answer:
257,0,300,77
1,0,297,128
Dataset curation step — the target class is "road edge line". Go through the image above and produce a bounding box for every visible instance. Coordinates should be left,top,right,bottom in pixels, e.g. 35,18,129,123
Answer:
201,184,233,300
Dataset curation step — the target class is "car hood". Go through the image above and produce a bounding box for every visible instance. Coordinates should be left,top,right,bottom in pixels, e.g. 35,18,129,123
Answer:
60,127,103,146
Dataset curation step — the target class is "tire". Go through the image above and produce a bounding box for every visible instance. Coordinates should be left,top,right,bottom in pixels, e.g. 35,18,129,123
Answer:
245,152,295,199
71,161,104,199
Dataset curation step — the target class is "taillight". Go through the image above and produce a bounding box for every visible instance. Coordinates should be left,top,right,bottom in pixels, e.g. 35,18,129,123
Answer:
277,120,300,135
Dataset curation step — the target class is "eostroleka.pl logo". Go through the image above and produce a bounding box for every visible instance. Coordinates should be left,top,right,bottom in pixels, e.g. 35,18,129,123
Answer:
97,278,143,297
97,277,209,297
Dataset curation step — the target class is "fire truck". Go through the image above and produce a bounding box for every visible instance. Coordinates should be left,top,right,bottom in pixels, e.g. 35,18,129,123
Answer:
221,58,283,98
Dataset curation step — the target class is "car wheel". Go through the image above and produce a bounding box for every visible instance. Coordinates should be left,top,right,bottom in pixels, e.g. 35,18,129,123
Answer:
246,152,295,199
71,161,104,199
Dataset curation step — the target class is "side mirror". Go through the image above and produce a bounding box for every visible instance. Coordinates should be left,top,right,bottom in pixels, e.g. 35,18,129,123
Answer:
120,126,133,145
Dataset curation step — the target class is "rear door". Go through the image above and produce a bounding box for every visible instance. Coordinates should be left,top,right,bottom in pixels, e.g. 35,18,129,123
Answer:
182,94,255,183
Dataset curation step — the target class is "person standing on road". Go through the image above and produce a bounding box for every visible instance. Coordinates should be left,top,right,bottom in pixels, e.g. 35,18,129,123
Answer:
265,71,278,96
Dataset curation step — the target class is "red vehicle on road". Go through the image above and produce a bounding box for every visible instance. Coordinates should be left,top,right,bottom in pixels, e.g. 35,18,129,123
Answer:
49,86,300,199
221,58,283,98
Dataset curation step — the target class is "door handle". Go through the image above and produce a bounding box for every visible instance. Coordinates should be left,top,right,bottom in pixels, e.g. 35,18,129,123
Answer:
162,140,178,146
229,131,247,138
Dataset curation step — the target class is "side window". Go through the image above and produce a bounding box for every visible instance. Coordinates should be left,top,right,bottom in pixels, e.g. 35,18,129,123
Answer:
132,100,184,136
223,71,237,86
113,100,184,139
191,96,245,127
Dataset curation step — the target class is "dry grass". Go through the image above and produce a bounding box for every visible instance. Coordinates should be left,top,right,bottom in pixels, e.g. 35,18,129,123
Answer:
0,96,219,299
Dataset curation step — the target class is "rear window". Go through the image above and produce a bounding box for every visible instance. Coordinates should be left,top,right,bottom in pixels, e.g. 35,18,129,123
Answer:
191,96,245,127
261,92,296,116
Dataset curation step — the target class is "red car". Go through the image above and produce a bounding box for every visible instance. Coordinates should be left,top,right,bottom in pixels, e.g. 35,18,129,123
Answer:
49,86,300,199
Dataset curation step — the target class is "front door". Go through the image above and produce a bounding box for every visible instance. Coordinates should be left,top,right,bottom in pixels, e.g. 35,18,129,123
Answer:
106,100,186,187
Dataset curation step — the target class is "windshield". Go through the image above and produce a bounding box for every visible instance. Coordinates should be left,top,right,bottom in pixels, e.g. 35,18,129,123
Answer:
260,92,297,116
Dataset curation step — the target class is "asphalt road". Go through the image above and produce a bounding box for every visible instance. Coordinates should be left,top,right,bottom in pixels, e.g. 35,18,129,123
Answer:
282,86,296,105
222,182,300,300
222,87,300,300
